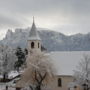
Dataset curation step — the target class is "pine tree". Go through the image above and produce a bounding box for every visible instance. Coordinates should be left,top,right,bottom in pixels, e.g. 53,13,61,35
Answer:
14,47,26,71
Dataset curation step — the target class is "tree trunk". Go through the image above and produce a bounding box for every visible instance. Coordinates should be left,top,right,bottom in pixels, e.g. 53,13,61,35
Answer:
36,85,41,90
6,86,8,90
16,87,21,90
29,85,33,90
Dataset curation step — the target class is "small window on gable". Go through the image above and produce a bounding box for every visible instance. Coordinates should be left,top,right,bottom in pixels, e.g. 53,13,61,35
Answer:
38,43,39,48
31,42,34,48
58,78,62,87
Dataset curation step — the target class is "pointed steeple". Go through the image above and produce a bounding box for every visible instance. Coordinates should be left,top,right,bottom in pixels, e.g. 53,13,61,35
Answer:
33,16,34,24
28,17,41,40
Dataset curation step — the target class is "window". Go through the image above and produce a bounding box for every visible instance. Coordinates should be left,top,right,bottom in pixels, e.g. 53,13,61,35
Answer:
31,42,34,48
38,43,39,48
58,78,62,87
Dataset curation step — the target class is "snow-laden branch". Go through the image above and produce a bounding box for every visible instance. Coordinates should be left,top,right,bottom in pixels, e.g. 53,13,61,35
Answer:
16,51,55,90
74,54,90,86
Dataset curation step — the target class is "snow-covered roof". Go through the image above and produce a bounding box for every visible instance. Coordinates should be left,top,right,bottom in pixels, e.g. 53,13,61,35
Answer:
28,18,41,41
50,51,90,76
8,71,20,79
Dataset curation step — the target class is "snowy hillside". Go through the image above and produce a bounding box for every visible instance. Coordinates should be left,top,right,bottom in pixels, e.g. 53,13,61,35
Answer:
0,28,90,51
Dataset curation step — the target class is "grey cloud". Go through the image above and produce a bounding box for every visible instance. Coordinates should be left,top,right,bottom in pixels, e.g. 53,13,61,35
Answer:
0,0,90,36
0,0,90,15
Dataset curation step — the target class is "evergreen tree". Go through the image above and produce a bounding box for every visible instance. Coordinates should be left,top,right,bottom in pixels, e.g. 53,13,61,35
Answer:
14,47,27,71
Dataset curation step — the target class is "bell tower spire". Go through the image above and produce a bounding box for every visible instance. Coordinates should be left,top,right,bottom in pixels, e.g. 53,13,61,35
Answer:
33,16,34,24
27,17,41,53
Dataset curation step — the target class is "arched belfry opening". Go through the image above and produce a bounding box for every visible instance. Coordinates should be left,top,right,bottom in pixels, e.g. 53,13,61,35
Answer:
31,42,34,49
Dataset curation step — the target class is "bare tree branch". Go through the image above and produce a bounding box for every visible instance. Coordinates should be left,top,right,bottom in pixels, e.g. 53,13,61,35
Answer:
16,52,55,90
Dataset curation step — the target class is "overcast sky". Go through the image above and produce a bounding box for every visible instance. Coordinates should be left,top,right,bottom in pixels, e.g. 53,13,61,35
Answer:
0,0,90,39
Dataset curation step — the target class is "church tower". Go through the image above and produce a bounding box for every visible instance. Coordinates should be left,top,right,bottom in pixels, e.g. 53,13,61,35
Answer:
27,17,41,54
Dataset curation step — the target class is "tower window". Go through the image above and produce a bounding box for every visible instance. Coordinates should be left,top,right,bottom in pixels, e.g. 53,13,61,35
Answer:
58,78,62,87
38,43,39,48
31,42,34,48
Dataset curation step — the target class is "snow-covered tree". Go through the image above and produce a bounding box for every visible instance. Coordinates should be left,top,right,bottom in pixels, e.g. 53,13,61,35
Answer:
16,52,55,90
74,54,90,89
0,45,16,80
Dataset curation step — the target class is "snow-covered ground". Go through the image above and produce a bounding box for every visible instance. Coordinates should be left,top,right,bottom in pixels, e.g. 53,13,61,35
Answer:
0,71,20,90
0,83,15,90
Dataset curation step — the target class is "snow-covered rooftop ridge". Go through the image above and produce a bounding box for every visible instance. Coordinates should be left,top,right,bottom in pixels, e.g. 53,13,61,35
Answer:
28,18,41,41
49,51,90,76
